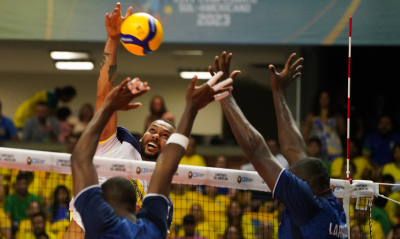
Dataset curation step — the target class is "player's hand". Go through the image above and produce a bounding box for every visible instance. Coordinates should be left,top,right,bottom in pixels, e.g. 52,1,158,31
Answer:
208,51,241,84
105,2,132,39
186,71,233,112
104,77,150,111
270,53,303,92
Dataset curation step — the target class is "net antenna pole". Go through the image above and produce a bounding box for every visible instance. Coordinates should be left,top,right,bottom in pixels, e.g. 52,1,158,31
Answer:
346,16,352,184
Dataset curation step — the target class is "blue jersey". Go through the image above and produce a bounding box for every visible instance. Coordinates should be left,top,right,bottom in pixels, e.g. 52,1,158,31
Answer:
273,169,348,239
75,186,169,239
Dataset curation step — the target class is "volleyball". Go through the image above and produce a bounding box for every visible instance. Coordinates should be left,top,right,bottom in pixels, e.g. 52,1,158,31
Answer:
120,12,163,56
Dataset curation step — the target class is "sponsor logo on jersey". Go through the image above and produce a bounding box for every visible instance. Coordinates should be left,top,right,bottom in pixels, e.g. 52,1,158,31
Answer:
27,157,44,165
237,176,253,184
0,154,16,162
110,164,126,171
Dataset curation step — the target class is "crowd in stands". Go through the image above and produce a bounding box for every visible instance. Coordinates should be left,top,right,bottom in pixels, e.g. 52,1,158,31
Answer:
1,87,400,239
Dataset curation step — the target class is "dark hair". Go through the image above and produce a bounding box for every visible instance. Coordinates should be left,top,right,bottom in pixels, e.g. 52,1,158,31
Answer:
381,174,395,184
32,212,46,221
150,95,167,116
290,157,331,194
79,103,94,121
311,90,337,118
101,177,137,214
223,225,244,239
36,101,48,107
307,137,322,147
159,119,176,129
374,195,388,208
51,185,70,222
391,144,400,162
56,107,72,121
16,173,29,183
183,215,196,225
393,224,400,232
227,201,244,238
59,86,76,97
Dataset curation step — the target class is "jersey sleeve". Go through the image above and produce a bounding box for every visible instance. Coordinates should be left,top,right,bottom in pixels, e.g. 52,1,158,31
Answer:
74,186,120,239
273,169,325,226
136,194,169,239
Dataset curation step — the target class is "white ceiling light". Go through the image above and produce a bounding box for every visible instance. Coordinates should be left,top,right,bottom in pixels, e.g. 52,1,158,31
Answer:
180,71,211,80
55,61,94,70
50,51,90,60
172,50,203,56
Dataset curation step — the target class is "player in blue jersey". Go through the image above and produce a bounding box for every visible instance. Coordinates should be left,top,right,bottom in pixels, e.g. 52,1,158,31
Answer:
70,71,233,238
209,52,348,239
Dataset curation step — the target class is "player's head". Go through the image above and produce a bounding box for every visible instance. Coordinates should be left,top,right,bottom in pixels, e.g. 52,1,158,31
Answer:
150,95,167,116
101,177,137,216
289,157,331,196
140,119,175,161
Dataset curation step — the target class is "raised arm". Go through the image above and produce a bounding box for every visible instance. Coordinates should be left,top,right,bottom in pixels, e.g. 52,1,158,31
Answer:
209,52,283,190
72,78,149,196
270,53,307,165
147,73,232,198
96,3,132,141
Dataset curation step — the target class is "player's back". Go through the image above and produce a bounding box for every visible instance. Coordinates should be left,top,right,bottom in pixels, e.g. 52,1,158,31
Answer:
96,217,163,239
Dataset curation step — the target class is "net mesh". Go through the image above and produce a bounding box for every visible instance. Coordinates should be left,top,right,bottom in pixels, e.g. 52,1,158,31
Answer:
0,147,381,239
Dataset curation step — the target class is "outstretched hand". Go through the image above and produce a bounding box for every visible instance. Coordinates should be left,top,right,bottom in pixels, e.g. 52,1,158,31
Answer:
105,2,132,38
104,77,150,111
208,51,241,84
186,71,233,112
270,53,303,92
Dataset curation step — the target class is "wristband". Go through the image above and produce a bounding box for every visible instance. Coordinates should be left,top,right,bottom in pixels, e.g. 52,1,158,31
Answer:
166,133,189,150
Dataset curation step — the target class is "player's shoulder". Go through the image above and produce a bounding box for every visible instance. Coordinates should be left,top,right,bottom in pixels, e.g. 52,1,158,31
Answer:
116,127,141,153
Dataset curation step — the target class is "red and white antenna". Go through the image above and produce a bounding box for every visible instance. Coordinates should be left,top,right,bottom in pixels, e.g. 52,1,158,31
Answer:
346,17,352,184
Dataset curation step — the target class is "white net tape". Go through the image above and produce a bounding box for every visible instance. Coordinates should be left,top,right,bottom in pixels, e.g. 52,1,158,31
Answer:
0,147,380,198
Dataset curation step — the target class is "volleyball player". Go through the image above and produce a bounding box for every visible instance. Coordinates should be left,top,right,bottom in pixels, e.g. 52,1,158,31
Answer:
210,52,348,238
65,3,174,238
70,72,232,238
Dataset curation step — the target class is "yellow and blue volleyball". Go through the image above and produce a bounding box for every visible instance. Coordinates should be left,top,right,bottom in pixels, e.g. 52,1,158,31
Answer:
120,13,163,56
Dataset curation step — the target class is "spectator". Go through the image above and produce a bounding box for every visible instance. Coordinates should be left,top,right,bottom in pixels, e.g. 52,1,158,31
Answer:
382,144,400,182
14,86,76,129
180,137,206,167
224,225,243,239
21,102,59,142
364,94,388,134
0,207,11,239
144,95,175,131
55,107,72,143
4,174,42,223
363,115,400,168
331,140,373,180
50,186,70,223
18,213,57,239
0,100,18,142
36,232,49,239
303,90,345,161
340,161,356,180
177,204,215,239
241,139,288,170
177,215,206,239
67,103,93,135
371,196,390,235
215,156,228,169
225,201,255,239
258,221,273,239
65,134,79,154
202,186,230,237
353,205,384,239
43,173,72,209
381,174,400,225
306,137,331,173
17,200,49,236
349,224,365,239
387,224,400,239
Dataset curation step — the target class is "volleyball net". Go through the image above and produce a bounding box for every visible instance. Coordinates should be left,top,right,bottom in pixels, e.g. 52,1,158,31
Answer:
0,147,382,239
